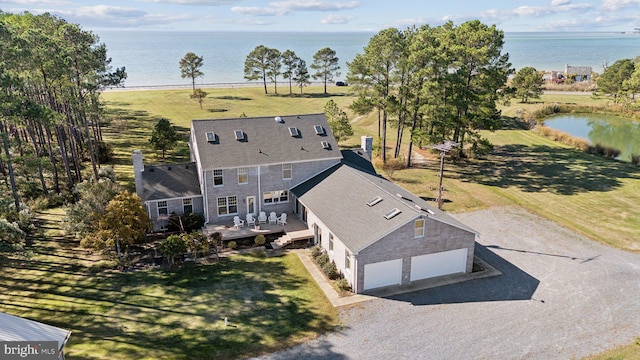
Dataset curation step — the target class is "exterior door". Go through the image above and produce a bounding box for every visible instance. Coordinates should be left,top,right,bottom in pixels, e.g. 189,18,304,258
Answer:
247,196,256,215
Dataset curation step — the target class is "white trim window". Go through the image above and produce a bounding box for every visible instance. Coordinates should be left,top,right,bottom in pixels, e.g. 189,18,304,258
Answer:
329,233,334,252
157,200,168,216
217,196,238,216
183,198,193,214
345,250,352,272
282,163,292,180
213,169,223,187
414,218,425,238
263,190,288,205
237,167,248,184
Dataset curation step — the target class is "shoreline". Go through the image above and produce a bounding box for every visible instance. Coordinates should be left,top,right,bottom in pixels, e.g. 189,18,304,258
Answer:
104,81,327,92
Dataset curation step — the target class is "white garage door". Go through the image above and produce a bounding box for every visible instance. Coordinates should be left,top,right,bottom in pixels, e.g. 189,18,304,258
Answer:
410,248,468,282
363,259,402,290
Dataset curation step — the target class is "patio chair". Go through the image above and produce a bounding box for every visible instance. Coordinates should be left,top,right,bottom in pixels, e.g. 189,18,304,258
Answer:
233,216,244,229
268,212,278,224
246,213,256,228
258,211,267,224
277,213,287,226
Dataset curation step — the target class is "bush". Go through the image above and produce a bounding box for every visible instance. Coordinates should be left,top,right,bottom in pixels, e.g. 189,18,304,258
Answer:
334,278,351,292
631,154,640,166
227,241,237,250
310,245,323,259
322,261,340,280
315,253,329,267
254,234,266,246
182,212,205,231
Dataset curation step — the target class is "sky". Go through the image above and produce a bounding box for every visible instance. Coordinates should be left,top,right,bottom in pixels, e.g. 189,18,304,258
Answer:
1,0,640,32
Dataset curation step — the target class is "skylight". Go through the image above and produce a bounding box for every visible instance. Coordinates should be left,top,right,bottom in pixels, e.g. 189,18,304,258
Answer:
206,132,215,142
234,130,244,141
313,125,324,135
288,127,299,137
321,141,330,149
384,208,402,220
367,196,383,207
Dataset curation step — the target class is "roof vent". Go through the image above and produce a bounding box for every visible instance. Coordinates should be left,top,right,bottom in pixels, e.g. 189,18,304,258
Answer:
313,125,325,135
288,127,299,137
367,196,383,207
321,141,330,149
275,116,284,123
234,130,244,141
384,208,402,220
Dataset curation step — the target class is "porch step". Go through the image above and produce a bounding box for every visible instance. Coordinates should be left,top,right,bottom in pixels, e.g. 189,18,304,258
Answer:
271,234,292,250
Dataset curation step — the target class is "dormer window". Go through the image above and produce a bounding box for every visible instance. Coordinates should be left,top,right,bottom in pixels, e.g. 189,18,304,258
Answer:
234,130,244,141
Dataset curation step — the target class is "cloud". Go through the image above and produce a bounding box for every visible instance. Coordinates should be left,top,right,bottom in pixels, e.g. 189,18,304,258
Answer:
320,14,354,24
0,0,70,5
232,0,360,17
551,0,571,5
137,0,242,4
601,0,640,11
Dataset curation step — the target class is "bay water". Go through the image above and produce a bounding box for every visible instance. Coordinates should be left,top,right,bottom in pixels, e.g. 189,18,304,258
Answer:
97,31,640,88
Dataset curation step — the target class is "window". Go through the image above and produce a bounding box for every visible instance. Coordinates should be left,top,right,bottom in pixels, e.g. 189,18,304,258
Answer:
282,163,292,180
367,196,383,207
237,168,248,184
234,130,244,140
414,218,425,238
206,132,215,142
183,198,193,214
213,169,223,187
329,233,334,252
263,190,288,205
345,250,352,270
217,196,238,216
288,127,299,137
157,200,168,216
384,208,402,220
313,125,324,135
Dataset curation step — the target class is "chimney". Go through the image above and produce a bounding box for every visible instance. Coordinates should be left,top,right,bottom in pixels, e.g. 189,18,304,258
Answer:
132,150,144,199
361,135,373,159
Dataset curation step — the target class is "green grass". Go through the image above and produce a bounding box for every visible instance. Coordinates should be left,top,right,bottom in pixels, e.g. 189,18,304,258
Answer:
584,338,640,360
0,209,338,359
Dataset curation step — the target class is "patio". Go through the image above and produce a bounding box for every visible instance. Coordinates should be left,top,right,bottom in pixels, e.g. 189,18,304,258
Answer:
203,212,311,241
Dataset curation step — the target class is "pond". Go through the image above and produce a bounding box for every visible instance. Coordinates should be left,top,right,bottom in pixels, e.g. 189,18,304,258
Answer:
544,113,640,162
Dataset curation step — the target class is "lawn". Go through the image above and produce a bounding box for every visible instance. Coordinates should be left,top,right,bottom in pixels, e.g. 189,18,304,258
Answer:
0,209,338,359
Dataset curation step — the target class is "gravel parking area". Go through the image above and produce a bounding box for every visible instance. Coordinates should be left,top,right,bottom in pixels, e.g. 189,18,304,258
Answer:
256,206,640,360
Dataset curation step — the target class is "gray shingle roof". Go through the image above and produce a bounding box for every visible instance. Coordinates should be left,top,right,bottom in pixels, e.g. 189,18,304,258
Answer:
141,162,201,202
291,161,478,254
191,114,342,170
565,65,592,76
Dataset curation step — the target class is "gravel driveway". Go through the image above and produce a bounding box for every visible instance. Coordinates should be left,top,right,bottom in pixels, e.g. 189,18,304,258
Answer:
256,206,640,360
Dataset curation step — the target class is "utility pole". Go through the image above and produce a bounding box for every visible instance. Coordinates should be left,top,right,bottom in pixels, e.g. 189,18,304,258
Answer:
427,141,459,209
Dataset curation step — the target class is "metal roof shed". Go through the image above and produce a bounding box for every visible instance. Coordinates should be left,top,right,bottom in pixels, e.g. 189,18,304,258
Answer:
0,312,71,360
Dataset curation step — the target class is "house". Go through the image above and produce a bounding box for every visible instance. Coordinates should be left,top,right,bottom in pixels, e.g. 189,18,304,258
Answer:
133,113,478,293
0,311,71,360
565,64,592,82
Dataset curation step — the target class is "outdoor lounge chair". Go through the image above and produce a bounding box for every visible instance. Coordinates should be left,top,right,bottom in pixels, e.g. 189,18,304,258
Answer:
246,213,256,228
268,212,278,224
258,211,267,224
233,216,244,229
277,213,287,226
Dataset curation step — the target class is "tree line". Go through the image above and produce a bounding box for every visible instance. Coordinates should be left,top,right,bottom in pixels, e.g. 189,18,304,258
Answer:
244,46,340,95
346,20,513,165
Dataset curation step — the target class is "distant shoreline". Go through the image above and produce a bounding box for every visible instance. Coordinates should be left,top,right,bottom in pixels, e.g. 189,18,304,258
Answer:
104,81,326,92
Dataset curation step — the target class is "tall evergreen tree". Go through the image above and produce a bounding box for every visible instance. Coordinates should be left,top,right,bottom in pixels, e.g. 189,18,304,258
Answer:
179,52,204,91
293,59,311,94
281,50,299,95
150,118,179,159
311,47,340,94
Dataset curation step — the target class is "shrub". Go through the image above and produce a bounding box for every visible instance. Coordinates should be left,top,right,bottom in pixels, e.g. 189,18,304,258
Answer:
227,241,237,250
322,261,339,280
254,234,266,246
310,245,323,259
315,253,329,267
631,154,640,166
182,212,205,231
334,278,352,292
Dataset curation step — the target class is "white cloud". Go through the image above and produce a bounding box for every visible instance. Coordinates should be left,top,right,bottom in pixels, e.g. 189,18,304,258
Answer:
512,6,552,16
551,0,571,6
601,0,640,11
138,0,242,4
0,0,69,5
320,14,354,24
232,0,360,17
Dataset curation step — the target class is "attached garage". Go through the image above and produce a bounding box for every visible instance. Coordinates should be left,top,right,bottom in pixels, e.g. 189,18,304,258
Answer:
363,259,402,290
410,248,468,282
